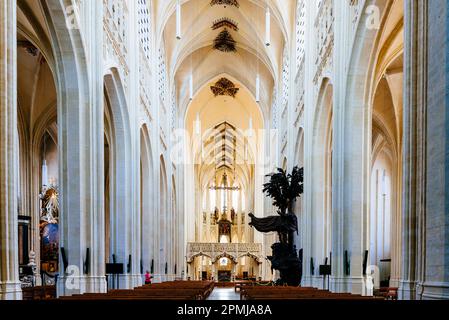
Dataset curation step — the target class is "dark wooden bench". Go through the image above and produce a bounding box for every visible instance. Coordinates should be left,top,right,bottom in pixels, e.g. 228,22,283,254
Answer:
241,286,382,300
59,281,214,301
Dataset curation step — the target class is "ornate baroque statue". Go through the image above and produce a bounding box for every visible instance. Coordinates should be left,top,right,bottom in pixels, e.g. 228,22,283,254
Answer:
249,166,304,286
39,187,59,225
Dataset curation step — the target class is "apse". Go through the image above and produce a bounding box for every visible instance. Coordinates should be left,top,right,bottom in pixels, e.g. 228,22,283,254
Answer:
183,72,265,281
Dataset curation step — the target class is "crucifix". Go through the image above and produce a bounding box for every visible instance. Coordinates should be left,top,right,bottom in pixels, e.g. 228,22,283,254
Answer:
209,172,240,191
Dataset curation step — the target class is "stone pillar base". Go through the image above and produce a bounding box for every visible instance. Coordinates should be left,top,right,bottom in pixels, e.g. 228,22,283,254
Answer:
112,274,143,289
329,276,367,295
330,276,349,293
0,282,23,300
399,280,417,300
420,281,449,300
129,274,143,288
389,277,401,288
153,274,168,283
301,275,314,287
56,276,107,297
350,277,367,295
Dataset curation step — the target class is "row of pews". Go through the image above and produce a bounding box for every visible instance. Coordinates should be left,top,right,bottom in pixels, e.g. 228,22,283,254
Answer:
22,286,56,300
234,281,272,292
375,287,399,300
240,286,384,300
59,281,214,301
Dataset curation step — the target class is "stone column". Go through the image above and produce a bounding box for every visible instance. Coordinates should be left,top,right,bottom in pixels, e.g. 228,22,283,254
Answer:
0,0,22,300
44,0,106,296
331,0,390,295
420,0,449,300
126,0,143,289
205,190,210,242
399,0,428,300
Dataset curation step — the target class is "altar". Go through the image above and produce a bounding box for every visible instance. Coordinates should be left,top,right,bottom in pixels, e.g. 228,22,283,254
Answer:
186,242,263,281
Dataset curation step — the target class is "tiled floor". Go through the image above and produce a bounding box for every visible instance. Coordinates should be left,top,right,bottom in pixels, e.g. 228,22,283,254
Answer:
207,288,241,300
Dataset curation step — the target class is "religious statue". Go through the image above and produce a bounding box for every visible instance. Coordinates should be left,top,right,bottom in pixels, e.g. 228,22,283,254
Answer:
19,251,38,288
230,208,236,223
39,187,59,225
249,166,304,286
28,251,37,269
214,207,219,223
39,186,59,274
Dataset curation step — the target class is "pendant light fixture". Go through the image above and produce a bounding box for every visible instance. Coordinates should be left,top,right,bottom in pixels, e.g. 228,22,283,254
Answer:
42,135,48,187
189,72,194,100
195,112,201,135
176,0,182,39
265,6,271,47
256,74,260,102
42,160,48,187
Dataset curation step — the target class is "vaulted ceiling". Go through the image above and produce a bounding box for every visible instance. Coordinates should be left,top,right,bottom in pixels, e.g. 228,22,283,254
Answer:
155,0,296,117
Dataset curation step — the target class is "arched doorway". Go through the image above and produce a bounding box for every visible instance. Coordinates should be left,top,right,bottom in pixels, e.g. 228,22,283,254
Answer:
16,22,59,287
213,253,238,282
103,69,135,288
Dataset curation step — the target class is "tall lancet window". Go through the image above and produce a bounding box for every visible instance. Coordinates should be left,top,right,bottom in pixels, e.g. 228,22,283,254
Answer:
210,188,216,212
232,188,239,210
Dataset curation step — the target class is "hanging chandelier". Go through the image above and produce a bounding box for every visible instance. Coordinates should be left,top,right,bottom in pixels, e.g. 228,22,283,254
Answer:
210,0,240,8
213,29,237,53
212,18,239,31
210,172,240,191
210,78,239,97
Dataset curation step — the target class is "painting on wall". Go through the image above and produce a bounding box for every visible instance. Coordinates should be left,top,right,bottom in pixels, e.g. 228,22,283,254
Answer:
41,223,59,265
39,186,59,273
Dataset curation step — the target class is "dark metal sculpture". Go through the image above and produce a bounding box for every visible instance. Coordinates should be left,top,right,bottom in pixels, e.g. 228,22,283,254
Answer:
212,18,239,31
210,77,239,97
210,0,239,8
249,166,304,286
213,29,237,52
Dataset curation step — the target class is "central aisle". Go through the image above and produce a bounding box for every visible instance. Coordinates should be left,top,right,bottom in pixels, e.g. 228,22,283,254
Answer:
207,288,241,300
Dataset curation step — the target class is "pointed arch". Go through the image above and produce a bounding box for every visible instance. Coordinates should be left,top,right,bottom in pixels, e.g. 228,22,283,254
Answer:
158,155,168,276
140,124,155,275
104,67,134,282
308,77,333,278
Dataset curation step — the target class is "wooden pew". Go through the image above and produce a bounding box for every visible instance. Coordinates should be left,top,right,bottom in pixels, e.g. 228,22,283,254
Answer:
59,281,214,301
386,287,398,300
241,286,381,300
22,286,56,300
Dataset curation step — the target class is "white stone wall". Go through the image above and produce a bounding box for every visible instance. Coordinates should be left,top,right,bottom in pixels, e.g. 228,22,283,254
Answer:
1,0,449,300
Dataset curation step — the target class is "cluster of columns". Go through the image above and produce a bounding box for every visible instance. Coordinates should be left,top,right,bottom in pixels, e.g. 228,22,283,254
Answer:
400,0,449,300
287,0,449,300
1,0,181,299
0,0,21,300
